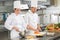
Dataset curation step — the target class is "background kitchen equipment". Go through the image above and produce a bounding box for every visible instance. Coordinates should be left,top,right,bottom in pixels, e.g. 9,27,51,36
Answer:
45,6,60,24
2,13,9,22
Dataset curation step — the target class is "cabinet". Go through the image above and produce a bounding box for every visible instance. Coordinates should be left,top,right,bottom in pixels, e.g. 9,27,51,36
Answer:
23,0,51,6
25,0,47,2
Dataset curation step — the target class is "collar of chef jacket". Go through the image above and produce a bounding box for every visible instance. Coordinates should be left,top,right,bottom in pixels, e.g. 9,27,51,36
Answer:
28,10,37,15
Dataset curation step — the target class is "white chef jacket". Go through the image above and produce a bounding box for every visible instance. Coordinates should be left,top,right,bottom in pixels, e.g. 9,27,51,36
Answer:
5,13,27,39
25,10,39,29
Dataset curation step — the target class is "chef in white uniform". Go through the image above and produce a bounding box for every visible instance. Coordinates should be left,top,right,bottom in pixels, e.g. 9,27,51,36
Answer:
4,1,27,39
25,1,41,34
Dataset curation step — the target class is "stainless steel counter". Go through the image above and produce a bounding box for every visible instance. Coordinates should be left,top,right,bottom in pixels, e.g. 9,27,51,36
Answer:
10,36,54,40
0,31,60,40
0,25,7,32
9,32,60,40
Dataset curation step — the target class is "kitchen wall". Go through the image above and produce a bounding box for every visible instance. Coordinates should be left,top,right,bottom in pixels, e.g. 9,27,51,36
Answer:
0,13,3,21
53,0,60,23
0,1,13,12
53,0,60,6
56,0,60,6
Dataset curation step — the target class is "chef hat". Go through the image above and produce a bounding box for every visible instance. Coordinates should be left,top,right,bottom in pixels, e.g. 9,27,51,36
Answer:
13,1,21,9
31,0,38,8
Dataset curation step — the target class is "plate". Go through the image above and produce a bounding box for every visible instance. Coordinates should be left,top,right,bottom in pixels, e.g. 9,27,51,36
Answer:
25,35,35,39
47,32,55,36
34,32,46,36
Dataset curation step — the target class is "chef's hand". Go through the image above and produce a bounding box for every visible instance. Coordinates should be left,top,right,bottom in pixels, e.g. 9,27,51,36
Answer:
37,27,42,31
12,26,20,32
34,29,39,32
37,24,42,31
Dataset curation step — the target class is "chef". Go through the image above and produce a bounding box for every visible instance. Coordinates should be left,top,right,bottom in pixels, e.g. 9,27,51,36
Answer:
4,1,27,39
25,0,41,34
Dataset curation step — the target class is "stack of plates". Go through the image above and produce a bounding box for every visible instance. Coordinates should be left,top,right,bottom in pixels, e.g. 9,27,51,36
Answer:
47,32,55,36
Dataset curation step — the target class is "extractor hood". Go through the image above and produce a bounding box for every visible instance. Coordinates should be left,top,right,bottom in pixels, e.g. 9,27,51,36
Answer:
25,0,47,2
20,4,29,9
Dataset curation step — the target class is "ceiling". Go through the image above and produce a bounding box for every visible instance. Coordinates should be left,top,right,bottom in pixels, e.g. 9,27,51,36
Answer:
0,0,14,1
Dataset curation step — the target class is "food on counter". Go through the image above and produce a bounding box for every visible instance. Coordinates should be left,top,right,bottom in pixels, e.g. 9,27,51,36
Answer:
55,28,60,32
58,28,60,31
46,24,54,32
57,23,60,28
34,31,46,36
35,33,43,36
54,23,60,29
34,31,40,34
47,30,54,32
25,35,34,39
54,23,60,32
34,31,42,36
54,24,58,29
46,23,60,32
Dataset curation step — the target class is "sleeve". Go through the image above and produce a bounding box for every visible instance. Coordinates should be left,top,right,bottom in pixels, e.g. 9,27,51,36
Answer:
24,13,29,25
22,19,27,30
37,14,40,24
4,15,13,30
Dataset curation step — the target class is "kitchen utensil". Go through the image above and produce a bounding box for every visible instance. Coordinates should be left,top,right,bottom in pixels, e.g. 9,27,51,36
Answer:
19,30,26,38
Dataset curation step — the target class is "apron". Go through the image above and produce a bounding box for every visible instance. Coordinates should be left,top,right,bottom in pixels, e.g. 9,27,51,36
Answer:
10,14,25,39
27,13,37,35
